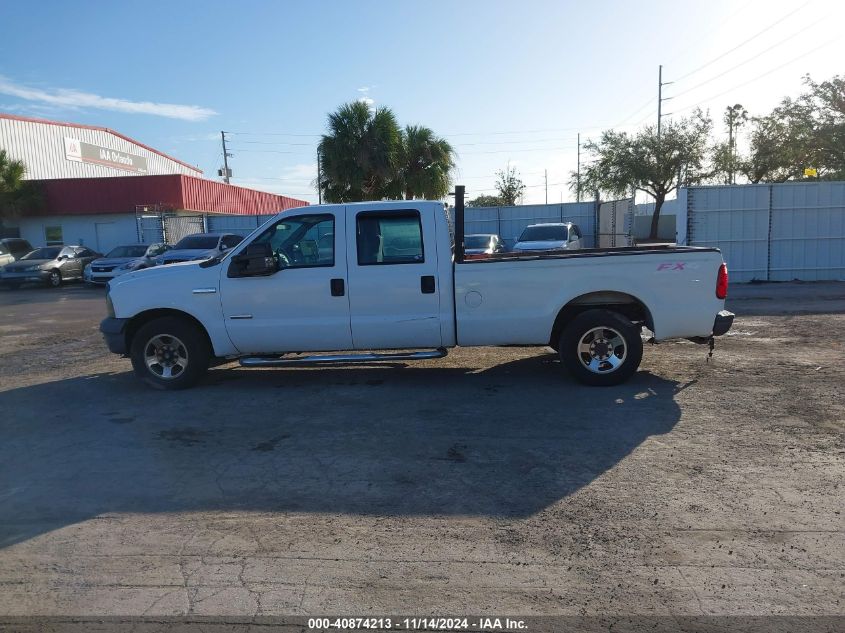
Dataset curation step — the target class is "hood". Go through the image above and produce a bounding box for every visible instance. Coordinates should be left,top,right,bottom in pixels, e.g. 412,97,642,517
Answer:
157,248,216,262
4,258,53,270
90,257,137,267
111,259,203,284
512,240,568,251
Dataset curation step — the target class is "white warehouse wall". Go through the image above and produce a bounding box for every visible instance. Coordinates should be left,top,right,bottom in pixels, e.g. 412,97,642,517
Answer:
0,115,202,180
15,214,139,253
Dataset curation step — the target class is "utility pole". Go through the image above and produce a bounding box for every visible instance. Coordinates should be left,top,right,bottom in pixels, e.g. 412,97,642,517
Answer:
544,169,548,204
220,131,231,184
658,65,673,140
316,147,322,204
576,133,581,203
657,65,662,139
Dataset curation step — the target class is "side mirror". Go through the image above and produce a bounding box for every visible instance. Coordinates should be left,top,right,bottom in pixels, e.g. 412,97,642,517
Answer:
229,242,276,277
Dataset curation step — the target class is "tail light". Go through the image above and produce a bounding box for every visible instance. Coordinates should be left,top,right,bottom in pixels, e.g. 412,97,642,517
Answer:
716,263,728,299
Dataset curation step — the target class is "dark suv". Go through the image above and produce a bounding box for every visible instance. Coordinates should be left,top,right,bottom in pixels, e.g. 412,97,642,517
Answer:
0,238,34,269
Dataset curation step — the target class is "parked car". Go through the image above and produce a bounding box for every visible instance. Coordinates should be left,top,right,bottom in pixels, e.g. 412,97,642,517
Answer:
0,238,34,270
155,233,243,265
512,222,582,252
464,233,507,259
1,245,101,288
101,200,732,390
84,243,170,285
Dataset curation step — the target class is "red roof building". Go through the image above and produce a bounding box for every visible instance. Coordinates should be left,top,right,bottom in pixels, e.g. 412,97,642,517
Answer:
27,174,308,217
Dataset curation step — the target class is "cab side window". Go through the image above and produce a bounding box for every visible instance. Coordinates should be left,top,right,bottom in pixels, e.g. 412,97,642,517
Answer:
356,211,424,265
252,214,335,269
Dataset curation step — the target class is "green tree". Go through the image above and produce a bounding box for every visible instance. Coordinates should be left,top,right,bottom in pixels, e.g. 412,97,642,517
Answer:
396,125,456,200
318,101,401,202
467,194,505,207
0,149,35,221
576,111,713,240
743,74,845,182
495,165,525,206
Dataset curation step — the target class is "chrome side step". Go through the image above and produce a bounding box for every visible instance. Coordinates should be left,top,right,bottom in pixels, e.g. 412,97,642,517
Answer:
239,348,448,367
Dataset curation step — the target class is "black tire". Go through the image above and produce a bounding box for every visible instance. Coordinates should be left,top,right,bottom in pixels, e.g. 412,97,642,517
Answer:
130,316,210,390
47,269,62,288
558,309,643,386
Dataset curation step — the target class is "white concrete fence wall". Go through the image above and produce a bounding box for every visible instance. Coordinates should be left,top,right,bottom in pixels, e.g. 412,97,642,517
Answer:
684,182,845,282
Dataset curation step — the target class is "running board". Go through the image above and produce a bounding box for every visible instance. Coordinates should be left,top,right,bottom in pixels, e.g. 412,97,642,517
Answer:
239,348,448,367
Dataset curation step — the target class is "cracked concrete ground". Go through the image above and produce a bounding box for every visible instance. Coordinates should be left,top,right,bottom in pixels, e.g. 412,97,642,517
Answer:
0,282,842,617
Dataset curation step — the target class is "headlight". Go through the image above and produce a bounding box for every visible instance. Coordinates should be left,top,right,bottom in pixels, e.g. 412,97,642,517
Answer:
105,292,115,318
84,263,92,273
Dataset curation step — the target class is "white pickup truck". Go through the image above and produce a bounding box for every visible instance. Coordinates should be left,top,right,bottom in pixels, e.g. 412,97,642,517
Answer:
100,193,733,390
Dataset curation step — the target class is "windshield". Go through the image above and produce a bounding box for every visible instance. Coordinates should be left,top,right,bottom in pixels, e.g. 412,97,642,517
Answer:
465,235,491,249
518,225,568,242
22,247,61,260
174,235,219,250
106,245,148,258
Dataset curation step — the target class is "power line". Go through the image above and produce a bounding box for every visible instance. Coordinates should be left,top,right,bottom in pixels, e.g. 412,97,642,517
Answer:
229,131,321,137
670,14,827,100
674,33,843,114
452,137,578,147
459,145,578,155
672,0,813,83
443,125,608,137
613,94,657,128
237,139,316,146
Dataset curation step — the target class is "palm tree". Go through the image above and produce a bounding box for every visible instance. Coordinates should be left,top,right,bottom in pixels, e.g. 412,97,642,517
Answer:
0,149,29,221
318,102,401,202
397,125,455,200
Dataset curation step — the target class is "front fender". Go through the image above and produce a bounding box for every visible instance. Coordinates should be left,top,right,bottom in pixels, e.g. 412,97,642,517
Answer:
108,263,238,357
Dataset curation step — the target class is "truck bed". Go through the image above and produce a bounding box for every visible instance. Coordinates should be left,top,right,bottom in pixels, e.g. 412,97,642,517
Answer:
453,245,725,346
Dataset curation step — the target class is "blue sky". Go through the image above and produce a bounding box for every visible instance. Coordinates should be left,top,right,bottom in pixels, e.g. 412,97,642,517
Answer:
1,0,843,203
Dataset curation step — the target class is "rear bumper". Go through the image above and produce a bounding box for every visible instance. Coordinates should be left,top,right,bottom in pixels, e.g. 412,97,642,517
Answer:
100,317,129,355
712,310,734,336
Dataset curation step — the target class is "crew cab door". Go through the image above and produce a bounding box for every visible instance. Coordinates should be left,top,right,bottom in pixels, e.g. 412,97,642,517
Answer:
219,209,353,354
345,206,442,349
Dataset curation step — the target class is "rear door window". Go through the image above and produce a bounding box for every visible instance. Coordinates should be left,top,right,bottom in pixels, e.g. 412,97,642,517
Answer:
356,211,424,265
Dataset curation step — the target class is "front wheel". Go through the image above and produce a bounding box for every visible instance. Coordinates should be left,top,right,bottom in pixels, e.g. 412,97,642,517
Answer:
130,317,210,390
48,270,62,288
559,309,643,386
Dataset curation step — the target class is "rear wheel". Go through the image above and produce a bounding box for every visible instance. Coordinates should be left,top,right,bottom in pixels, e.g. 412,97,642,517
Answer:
559,309,643,386
130,317,210,390
48,270,62,288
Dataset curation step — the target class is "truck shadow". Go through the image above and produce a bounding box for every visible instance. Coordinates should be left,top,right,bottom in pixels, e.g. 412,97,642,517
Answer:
0,354,683,548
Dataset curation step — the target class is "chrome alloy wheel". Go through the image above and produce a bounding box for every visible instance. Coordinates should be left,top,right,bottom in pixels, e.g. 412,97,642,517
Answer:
577,326,628,374
144,334,189,379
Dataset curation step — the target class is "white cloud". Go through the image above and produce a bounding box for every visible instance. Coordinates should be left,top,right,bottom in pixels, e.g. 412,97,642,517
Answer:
0,75,217,121
357,96,375,108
